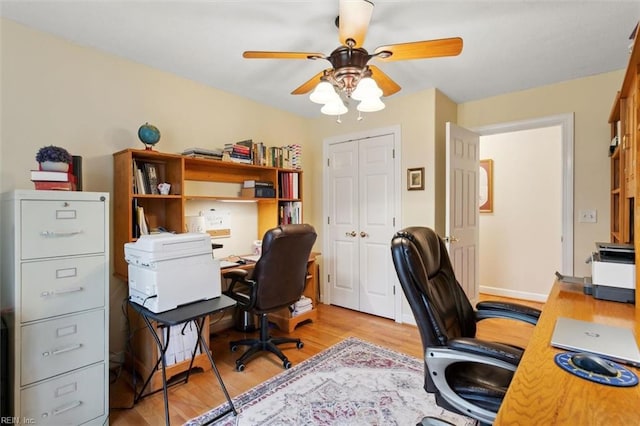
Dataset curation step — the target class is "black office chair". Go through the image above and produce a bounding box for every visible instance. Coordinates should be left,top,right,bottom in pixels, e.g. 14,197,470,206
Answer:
390,227,540,425
223,224,317,371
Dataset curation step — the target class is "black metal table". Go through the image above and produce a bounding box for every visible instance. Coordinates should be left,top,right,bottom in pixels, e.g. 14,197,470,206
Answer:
129,295,237,425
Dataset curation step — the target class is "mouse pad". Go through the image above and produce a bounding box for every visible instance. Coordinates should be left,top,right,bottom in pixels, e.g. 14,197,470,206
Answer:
554,352,638,387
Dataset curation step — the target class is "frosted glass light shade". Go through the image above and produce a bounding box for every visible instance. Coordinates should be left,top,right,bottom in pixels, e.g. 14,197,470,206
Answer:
357,97,385,112
321,100,348,115
351,77,383,101
310,81,339,104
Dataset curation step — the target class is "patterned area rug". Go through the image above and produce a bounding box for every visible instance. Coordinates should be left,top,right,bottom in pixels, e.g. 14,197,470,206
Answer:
185,337,476,425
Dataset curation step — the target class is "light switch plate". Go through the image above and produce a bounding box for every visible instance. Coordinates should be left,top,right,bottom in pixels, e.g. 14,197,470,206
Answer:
579,209,597,223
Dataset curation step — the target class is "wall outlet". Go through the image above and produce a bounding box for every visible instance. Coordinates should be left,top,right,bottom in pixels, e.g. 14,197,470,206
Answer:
579,209,597,223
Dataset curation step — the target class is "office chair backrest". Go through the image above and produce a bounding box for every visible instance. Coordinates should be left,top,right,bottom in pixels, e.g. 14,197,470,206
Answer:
252,224,317,312
391,226,476,350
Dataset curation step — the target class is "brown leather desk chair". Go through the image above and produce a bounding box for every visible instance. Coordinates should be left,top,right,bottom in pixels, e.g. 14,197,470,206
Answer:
223,224,317,371
391,226,540,425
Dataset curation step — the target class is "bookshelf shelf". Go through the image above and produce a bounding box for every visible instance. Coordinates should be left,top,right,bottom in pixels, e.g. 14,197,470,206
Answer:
113,148,304,280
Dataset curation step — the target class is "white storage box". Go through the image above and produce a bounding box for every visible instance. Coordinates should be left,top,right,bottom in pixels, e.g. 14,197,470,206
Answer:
125,233,221,313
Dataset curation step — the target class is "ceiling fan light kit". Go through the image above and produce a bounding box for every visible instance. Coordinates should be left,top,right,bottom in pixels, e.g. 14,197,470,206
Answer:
243,0,463,121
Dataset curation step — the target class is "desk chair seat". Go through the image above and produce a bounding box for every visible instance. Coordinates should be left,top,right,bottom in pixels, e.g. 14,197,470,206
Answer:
223,224,317,371
391,227,540,425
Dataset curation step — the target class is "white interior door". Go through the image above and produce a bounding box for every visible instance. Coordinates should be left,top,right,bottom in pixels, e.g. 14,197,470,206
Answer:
358,135,396,318
327,140,360,310
327,133,397,319
446,122,480,303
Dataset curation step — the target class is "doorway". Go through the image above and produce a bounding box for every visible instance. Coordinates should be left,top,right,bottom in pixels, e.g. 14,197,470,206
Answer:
322,126,402,321
473,114,574,301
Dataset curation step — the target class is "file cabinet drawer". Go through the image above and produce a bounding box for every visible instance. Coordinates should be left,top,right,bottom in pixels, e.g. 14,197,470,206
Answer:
20,199,106,260
21,255,106,322
21,363,105,425
21,310,104,385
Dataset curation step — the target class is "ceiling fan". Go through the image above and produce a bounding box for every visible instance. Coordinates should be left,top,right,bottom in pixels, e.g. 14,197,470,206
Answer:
242,0,463,115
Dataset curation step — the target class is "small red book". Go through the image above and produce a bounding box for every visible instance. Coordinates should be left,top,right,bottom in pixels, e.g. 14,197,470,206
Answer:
33,181,77,191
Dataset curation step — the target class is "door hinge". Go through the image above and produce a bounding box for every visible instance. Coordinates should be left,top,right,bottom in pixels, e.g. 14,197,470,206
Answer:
327,274,331,283
393,217,395,227
393,285,395,295
392,148,395,159
327,158,330,167
327,216,330,225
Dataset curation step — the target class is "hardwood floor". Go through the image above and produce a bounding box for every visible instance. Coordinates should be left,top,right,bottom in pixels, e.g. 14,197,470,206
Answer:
109,295,543,425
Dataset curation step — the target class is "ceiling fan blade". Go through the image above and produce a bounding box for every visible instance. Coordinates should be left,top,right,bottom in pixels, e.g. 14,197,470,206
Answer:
291,70,329,95
243,51,324,60
339,0,374,47
369,66,401,97
373,37,463,62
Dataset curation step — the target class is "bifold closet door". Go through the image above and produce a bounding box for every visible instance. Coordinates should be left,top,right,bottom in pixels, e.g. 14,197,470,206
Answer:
327,134,396,319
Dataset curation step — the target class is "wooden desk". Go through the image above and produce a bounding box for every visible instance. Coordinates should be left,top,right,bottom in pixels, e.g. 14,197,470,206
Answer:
495,281,640,425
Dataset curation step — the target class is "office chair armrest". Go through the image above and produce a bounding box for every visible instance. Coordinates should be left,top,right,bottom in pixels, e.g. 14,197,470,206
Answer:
222,268,250,281
222,269,256,309
475,301,541,325
447,337,523,366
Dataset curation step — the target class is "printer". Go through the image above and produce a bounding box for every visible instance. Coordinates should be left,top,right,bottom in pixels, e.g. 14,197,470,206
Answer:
125,233,221,313
591,242,635,304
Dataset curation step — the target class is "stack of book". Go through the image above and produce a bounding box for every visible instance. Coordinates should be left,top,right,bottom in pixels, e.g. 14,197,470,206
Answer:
181,147,223,160
240,179,275,198
222,139,254,164
30,169,77,191
279,172,299,199
290,295,313,317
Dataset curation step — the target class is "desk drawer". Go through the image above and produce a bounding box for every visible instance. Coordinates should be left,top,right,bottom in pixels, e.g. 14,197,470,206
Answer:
20,199,105,260
21,310,104,385
21,363,105,425
21,256,106,322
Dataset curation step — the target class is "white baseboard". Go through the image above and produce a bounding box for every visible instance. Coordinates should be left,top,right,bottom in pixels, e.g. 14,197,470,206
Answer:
479,285,548,303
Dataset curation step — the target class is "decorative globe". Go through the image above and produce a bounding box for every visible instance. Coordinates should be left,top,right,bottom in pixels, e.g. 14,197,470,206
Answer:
138,123,161,150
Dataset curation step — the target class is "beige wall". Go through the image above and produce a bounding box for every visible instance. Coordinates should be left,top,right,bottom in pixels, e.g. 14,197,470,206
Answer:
458,70,624,277
0,17,625,340
0,19,313,354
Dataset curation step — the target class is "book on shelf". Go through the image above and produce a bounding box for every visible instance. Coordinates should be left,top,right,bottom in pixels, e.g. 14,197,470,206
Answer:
30,169,76,182
136,205,149,235
278,172,299,199
133,159,163,195
240,187,276,198
279,201,302,225
181,147,223,159
143,163,160,195
33,181,77,191
243,180,274,188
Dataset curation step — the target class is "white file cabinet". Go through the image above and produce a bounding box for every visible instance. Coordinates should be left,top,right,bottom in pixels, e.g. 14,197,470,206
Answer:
0,190,109,425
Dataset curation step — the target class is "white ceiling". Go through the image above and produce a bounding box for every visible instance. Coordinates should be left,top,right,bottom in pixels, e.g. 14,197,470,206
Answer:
2,1,639,118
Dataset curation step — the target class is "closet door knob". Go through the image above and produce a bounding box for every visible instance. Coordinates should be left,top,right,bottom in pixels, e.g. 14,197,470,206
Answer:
360,232,368,238
346,231,357,237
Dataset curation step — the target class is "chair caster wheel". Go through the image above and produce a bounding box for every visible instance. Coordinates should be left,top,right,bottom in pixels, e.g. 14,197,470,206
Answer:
283,359,292,369
296,341,304,349
236,362,245,372
230,345,238,352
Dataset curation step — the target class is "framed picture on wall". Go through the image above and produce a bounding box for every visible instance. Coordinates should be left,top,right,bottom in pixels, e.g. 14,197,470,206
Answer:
407,167,425,190
479,159,493,212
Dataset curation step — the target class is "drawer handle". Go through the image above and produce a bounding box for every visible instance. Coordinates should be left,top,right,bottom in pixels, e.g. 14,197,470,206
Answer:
43,344,83,357
51,400,82,416
40,230,84,238
41,287,84,297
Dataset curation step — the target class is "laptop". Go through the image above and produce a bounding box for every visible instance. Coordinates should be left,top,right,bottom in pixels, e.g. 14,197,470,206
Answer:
551,317,640,367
